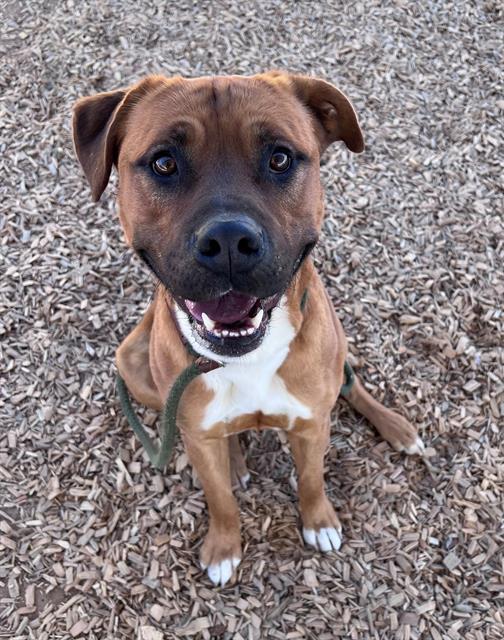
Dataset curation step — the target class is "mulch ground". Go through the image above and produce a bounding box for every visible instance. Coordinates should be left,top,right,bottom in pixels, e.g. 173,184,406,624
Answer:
0,1,503,639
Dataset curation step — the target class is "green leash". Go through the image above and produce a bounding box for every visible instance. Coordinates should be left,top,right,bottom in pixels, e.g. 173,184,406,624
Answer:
339,361,355,398
116,361,209,470
116,288,355,469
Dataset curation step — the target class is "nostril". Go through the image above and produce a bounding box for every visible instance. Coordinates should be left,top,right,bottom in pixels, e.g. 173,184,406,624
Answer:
195,218,264,270
199,238,221,258
238,236,260,256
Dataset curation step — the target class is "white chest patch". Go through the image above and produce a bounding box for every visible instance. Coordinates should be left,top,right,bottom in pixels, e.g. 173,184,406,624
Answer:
201,345,311,432
174,298,312,432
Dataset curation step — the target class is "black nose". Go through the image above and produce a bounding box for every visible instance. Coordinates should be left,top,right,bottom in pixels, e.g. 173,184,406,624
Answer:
195,216,265,276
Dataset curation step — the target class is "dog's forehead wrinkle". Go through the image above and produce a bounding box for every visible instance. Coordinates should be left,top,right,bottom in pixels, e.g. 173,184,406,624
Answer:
124,76,318,163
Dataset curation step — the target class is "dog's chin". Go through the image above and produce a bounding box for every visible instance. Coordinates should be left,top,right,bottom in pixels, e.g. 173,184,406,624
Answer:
176,291,282,358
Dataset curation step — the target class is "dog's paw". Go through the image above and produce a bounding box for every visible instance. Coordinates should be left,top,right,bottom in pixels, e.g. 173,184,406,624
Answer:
229,440,250,490
200,556,241,587
238,472,251,489
375,411,424,456
230,470,250,490
301,496,342,553
200,529,242,587
401,435,425,456
303,526,342,552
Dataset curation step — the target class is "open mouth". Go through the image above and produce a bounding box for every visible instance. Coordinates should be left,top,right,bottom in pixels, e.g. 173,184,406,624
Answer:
182,291,281,349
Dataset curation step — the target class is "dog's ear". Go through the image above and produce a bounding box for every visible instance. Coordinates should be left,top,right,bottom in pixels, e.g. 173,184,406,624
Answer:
72,77,165,201
288,74,364,154
72,89,127,201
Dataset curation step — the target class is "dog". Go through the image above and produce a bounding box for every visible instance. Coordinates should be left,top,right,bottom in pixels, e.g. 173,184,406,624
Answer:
73,72,423,586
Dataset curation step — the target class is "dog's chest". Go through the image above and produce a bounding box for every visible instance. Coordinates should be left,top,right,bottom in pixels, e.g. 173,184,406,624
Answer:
200,348,311,431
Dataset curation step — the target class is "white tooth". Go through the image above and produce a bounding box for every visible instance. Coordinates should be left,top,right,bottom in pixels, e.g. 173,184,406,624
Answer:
222,329,229,337
240,329,247,336
213,329,222,337
246,327,254,335
250,308,263,329
229,330,239,337
202,313,216,331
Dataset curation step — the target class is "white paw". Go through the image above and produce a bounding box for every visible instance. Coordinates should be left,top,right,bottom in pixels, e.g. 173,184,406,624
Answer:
403,436,425,456
201,556,240,586
240,473,250,489
303,527,342,552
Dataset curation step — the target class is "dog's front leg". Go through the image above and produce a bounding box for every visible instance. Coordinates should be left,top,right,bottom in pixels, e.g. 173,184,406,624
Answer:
182,432,241,586
288,421,342,553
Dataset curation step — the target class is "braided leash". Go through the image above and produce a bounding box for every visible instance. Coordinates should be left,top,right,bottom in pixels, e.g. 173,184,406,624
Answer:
116,358,216,470
339,361,355,398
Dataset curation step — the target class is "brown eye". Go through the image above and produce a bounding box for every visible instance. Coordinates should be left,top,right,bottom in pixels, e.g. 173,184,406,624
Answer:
269,149,292,173
152,155,177,176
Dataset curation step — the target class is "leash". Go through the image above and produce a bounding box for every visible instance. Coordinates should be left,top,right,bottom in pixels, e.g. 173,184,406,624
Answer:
116,357,218,470
339,361,355,398
116,288,355,469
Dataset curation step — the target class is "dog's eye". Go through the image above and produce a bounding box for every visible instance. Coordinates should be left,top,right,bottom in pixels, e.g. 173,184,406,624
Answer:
269,149,292,173
152,155,178,177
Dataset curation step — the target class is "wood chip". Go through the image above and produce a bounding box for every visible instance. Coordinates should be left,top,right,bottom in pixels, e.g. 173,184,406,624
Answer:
177,617,211,636
443,552,462,571
149,604,164,623
140,627,164,640
303,568,319,588
69,620,88,637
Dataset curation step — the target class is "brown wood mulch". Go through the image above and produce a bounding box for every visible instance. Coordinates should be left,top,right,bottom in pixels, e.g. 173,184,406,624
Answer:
0,1,503,638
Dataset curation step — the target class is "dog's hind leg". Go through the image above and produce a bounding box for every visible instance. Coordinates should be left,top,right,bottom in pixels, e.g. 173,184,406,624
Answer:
228,435,250,489
326,292,424,455
343,375,424,455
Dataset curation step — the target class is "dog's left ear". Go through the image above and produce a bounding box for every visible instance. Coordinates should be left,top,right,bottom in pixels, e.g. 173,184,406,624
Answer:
289,75,364,154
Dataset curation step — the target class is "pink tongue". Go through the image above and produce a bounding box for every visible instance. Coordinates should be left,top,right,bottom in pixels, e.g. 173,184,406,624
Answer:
186,292,257,324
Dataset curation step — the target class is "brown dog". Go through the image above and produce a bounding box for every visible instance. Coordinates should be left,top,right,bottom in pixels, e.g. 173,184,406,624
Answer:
73,72,423,586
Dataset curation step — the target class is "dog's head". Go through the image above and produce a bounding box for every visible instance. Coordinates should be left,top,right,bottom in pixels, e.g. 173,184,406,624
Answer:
73,72,363,357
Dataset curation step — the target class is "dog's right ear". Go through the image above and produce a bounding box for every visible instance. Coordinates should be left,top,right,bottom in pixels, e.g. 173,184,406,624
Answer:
72,89,127,202
73,76,167,201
